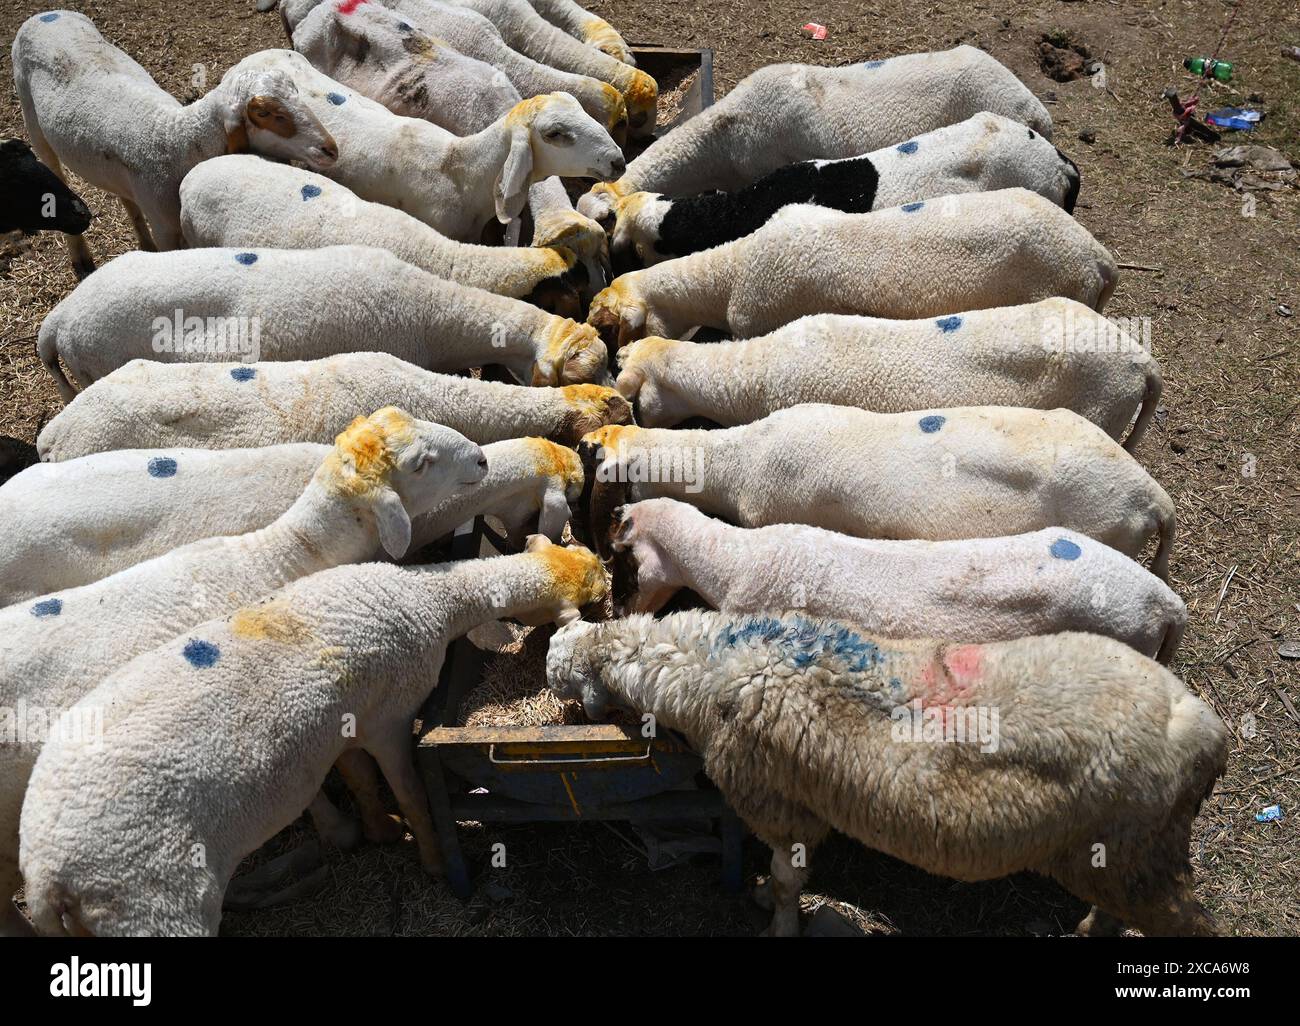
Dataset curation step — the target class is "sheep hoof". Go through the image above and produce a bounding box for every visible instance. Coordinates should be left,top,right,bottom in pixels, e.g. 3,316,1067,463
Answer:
1074,907,1124,936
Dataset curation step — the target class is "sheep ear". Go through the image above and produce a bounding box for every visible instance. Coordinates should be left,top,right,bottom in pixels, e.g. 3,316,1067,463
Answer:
524,534,554,553
495,127,533,224
372,487,412,559
610,507,634,550
537,487,572,540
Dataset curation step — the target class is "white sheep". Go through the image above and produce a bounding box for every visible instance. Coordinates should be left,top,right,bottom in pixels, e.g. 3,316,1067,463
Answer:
12,10,337,277
607,498,1187,662
615,299,1161,450
179,156,585,316
608,113,1081,267
578,45,1053,221
527,0,634,65
0,407,486,936
0,443,327,605
37,245,607,403
579,403,1176,579
35,353,632,460
587,190,1119,350
547,612,1227,936
20,538,607,936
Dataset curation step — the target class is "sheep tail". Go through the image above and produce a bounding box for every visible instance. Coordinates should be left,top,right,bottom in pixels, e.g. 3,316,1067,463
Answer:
1122,358,1163,453
24,872,88,936
1155,616,1186,665
37,312,77,405
1151,507,1175,582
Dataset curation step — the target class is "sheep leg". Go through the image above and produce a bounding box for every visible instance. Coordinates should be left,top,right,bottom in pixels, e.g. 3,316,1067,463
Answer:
366,732,443,876
336,749,405,844
15,97,96,278
762,846,808,937
119,197,159,252
1075,906,1124,936
305,789,362,851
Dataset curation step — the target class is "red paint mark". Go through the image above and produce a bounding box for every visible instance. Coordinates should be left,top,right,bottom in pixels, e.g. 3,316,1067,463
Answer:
337,0,366,14
942,645,983,690
915,645,984,728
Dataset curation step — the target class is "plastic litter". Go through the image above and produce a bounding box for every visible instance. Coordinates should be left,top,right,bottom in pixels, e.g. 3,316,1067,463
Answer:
1255,804,1283,823
1205,106,1262,131
801,22,828,41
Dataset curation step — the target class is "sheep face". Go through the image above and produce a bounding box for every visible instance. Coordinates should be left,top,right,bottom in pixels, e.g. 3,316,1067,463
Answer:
609,504,681,614
0,138,92,235
520,536,608,626
546,618,610,718
583,20,635,67
533,319,608,387
623,70,659,138
531,208,612,296
221,68,338,169
608,192,671,272
978,116,1082,213
577,179,630,225
554,384,634,446
587,281,648,360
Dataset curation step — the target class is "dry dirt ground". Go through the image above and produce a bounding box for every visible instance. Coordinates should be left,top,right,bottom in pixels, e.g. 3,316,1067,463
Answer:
1,0,1297,936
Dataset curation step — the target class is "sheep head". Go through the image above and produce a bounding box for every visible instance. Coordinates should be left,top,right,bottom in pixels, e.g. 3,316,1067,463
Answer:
609,191,672,272
615,337,691,427
554,384,633,446
583,20,636,67
219,67,338,170
546,617,609,719
531,208,612,295
608,501,683,615
574,425,642,559
587,281,648,362
321,406,486,557
622,71,659,138
527,438,584,539
534,319,607,387
577,179,631,227
0,138,91,235
521,536,608,626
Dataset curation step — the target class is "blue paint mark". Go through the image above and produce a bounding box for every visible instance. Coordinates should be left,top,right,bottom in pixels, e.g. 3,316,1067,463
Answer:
936,315,962,333
896,140,919,155
148,456,178,478
235,252,258,266
39,13,60,22
901,201,925,213
326,92,347,105
230,366,257,382
711,615,884,675
183,638,220,668
919,415,945,433
301,184,322,200
31,598,63,618
1050,537,1082,561
863,59,885,69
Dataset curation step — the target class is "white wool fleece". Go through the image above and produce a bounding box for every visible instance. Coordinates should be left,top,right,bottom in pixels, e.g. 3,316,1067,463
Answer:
36,353,632,459
581,403,1175,579
526,0,634,65
616,298,1160,450
587,190,1118,348
37,245,605,402
20,540,606,936
546,613,1227,937
578,45,1053,219
0,443,327,605
609,498,1187,662
0,409,486,931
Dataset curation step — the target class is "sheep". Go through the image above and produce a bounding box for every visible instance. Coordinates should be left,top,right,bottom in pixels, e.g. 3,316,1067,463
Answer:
179,156,584,316
527,0,634,65
608,113,1081,269
0,137,91,236
0,407,486,936
37,245,606,403
386,0,656,134
35,353,632,460
12,11,337,277
578,45,1054,221
587,189,1119,351
230,52,622,243
286,0,630,136
578,403,1176,580
615,298,1161,450
0,443,327,606
606,499,1187,663
20,537,607,936
547,612,1227,936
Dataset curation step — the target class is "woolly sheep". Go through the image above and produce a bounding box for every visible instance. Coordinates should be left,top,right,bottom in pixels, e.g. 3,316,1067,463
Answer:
37,245,606,403
579,404,1176,579
547,612,1227,936
587,190,1118,351
615,298,1160,450
608,113,1081,268
0,444,327,605
578,45,1053,221
21,538,607,935
0,407,486,936
607,499,1187,662
12,11,337,277
35,353,632,459
527,0,634,65
179,156,584,316
0,137,91,235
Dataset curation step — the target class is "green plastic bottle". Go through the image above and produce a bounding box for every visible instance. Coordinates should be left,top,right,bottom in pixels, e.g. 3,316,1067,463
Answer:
1184,56,1233,82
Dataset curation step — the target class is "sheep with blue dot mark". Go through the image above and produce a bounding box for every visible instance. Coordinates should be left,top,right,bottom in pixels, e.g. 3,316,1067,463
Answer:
12,10,337,279
0,444,328,605
546,610,1226,936
579,45,1053,223
588,188,1119,351
19,537,606,935
0,407,486,935
608,113,1081,267
579,404,1175,581
37,244,606,403
35,353,632,461
605,499,1187,663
